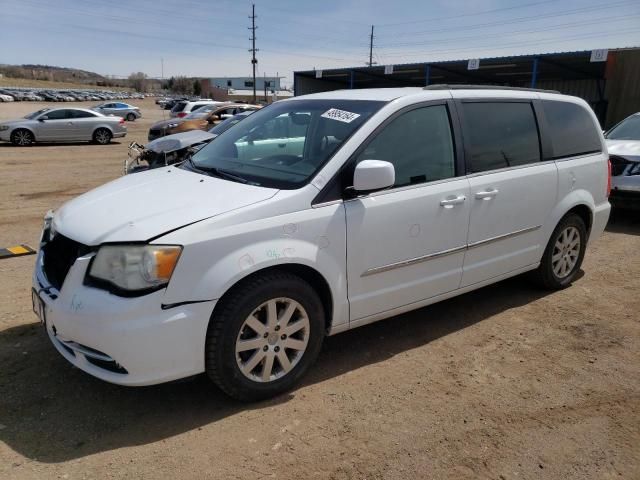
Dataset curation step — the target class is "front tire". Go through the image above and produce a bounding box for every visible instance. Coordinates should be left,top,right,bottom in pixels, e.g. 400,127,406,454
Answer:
93,128,112,145
205,271,325,401
532,213,587,289
126,113,136,121
11,129,34,146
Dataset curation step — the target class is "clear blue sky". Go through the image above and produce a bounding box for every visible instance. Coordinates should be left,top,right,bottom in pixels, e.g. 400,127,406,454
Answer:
1,0,639,87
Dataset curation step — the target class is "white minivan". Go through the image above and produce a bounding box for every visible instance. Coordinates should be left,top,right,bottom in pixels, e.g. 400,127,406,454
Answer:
32,86,611,400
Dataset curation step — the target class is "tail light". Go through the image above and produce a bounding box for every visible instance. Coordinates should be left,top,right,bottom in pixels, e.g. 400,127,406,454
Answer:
606,157,612,197
177,112,187,118
119,117,125,125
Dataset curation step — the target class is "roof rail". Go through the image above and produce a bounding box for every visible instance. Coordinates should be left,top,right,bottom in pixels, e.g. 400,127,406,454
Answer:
423,84,560,94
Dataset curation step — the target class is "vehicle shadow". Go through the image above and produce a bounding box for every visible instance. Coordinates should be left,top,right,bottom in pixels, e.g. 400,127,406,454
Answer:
605,208,640,236
0,275,552,463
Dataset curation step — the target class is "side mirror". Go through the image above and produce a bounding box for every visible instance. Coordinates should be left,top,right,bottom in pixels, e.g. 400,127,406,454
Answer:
39,115,48,121
353,160,395,193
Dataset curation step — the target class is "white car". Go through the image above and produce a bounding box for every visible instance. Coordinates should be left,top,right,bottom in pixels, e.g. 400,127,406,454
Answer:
32,87,610,400
0,93,15,102
169,99,222,118
605,112,640,210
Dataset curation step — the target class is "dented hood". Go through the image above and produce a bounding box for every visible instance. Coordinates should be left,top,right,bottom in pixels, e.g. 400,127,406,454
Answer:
606,139,640,162
53,167,278,245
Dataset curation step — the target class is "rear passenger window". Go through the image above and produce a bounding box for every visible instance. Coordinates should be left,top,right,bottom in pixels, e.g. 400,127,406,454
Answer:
172,102,187,112
461,102,541,173
355,105,456,187
542,100,601,158
71,110,96,118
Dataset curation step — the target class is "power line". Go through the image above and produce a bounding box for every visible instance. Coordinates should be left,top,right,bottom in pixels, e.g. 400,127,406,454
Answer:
377,13,640,49
385,0,638,39
378,27,640,59
376,0,559,27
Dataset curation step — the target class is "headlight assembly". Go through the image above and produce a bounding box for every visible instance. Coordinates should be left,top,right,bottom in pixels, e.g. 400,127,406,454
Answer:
0,125,10,131
88,245,182,293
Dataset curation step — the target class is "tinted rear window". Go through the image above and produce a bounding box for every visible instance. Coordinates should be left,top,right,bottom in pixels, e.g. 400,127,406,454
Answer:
171,101,188,112
461,102,541,173
542,100,601,158
71,110,97,118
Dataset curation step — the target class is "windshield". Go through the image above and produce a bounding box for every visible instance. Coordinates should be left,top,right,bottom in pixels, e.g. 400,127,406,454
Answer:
208,113,251,135
606,115,640,140
25,108,50,119
189,99,384,189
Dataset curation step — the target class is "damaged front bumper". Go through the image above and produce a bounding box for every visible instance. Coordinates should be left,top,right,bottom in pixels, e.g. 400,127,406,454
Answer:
32,249,216,386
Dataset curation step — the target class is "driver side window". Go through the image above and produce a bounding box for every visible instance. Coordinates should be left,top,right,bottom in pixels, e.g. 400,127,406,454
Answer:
355,105,456,187
43,110,69,120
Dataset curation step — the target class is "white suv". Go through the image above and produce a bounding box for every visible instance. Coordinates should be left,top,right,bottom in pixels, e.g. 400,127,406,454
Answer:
169,100,222,118
32,86,611,400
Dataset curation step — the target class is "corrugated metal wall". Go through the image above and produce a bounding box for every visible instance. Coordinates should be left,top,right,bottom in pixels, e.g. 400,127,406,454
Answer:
295,76,347,96
535,79,600,102
605,50,640,128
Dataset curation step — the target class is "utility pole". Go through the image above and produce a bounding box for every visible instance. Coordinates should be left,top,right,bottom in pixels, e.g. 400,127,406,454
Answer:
249,4,258,103
367,25,376,67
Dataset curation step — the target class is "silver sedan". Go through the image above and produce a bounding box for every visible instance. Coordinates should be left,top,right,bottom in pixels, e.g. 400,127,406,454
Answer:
93,102,142,121
0,108,127,146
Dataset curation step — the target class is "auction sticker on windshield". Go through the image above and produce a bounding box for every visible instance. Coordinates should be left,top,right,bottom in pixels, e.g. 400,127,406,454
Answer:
321,108,361,123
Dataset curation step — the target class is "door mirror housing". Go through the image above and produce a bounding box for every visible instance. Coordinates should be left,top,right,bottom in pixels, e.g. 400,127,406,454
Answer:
39,115,48,121
353,160,395,193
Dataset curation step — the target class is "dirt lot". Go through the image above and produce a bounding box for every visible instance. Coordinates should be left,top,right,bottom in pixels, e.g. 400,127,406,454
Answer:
0,99,638,479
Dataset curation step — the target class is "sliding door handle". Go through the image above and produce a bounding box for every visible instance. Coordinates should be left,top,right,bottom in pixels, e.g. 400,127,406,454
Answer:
440,195,466,208
475,188,499,200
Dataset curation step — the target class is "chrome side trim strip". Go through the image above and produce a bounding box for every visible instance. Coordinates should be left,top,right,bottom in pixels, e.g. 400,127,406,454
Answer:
361,245,467,277
360,224,541,277
467,225,541,249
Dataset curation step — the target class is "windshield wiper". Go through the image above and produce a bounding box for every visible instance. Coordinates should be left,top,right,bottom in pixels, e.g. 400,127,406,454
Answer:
185,158,256,185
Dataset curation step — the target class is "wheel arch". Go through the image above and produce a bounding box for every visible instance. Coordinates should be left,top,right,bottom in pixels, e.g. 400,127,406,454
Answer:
209,263,334,335
543,189,596,249
11,126,37,141
92,124,115,136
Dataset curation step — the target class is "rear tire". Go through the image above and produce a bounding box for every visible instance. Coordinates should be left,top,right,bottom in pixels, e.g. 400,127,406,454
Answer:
531,213,587,289
205,271,325,401
11,129,34,146
126,113,136,121
93,128,112,145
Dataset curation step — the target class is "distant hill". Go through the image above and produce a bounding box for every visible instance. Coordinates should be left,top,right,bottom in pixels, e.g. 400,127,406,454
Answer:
0,64,118,86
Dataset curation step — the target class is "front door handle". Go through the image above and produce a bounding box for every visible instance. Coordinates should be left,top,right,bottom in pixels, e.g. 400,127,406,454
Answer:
475,188,499,200
440,195,466,208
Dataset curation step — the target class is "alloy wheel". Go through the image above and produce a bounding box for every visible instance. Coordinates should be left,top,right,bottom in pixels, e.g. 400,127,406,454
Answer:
15,130,32,145
552,226,581,278
235,297,310,383
95,130,110,144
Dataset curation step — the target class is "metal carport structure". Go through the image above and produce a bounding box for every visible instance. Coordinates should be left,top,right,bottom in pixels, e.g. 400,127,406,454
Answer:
293,48,640,128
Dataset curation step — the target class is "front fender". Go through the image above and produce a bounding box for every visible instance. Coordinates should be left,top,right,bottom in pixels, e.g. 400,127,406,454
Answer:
160,203,349,328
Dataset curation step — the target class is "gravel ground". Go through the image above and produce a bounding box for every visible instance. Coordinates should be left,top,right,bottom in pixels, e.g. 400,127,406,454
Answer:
0,99,638,479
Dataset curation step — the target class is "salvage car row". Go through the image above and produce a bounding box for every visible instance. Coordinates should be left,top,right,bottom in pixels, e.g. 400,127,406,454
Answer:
0,87,146,102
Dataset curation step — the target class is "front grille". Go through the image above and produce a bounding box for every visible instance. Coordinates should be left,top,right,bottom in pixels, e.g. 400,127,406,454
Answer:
41,234,91,290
